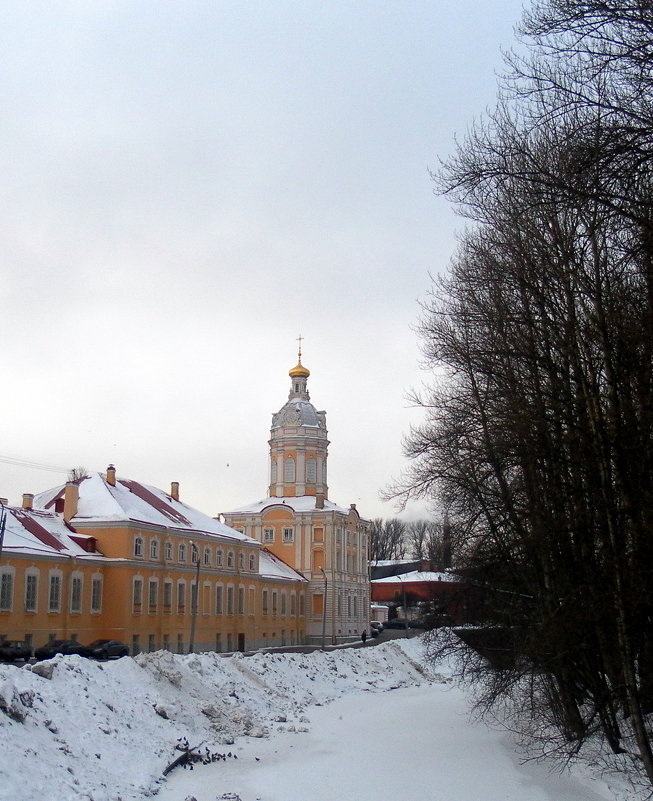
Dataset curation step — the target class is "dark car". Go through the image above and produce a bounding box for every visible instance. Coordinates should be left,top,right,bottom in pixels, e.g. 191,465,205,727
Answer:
34,639,92,660
0,641,32,662
87,639,129,659
370,621,384,637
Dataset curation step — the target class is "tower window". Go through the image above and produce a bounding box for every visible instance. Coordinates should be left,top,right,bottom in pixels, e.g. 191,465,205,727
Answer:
284,457,296,482
295,382,300,392
306,459,317,483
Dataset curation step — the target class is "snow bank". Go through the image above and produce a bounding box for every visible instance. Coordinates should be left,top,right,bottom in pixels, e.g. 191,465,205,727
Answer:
0,641,438,801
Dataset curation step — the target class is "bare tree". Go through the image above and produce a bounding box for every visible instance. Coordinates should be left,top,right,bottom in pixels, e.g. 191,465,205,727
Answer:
393,0,653,785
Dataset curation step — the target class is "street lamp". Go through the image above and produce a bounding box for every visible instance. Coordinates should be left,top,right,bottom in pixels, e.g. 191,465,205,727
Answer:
188,541,201,654
319,567,327,650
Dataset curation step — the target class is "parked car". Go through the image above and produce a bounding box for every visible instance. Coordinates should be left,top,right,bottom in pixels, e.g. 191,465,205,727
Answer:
0,641,32,662
87,639,129,659
370,621,383,637
34,640,92,660
382,618,408,629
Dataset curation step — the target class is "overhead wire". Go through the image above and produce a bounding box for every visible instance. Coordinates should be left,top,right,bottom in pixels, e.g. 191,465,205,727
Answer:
0,454,71,474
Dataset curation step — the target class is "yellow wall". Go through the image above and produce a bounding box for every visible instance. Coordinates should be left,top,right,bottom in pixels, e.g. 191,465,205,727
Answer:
0,519,307,654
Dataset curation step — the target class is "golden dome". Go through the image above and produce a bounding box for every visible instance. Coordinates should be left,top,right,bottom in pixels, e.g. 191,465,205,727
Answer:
289,360,310,378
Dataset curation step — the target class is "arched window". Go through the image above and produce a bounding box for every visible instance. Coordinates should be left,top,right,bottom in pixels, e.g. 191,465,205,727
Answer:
284,457,295,482
306,459,317,483
227,551,234,568
134,537,143,558
150,539,159,559
216,549,223,567
270,461,277,484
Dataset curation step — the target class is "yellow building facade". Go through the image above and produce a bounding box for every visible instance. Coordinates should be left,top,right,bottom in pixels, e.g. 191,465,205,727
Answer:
224,354,371,644
0,468,307,654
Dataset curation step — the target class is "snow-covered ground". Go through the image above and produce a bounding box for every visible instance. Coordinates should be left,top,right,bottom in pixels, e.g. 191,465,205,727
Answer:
0,639,644,801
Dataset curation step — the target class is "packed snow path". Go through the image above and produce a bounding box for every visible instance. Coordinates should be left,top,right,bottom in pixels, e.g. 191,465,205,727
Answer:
158,682,617,801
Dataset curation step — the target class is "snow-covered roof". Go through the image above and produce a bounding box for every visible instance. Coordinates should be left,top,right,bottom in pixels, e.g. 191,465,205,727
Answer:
259,549,307,583
1,507,95,558
372,570,461,584
228,495,351,516
34,473,257,544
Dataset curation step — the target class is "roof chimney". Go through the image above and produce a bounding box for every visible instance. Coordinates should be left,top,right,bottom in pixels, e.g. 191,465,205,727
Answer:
22,493,34,510
63,481,79,523
316,493,325,509
106,464,116,486
170,481,179,501
350,503,357,511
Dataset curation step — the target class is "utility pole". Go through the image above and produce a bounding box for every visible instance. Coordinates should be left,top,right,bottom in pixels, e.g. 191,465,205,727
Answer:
0,500,6,561
320,567,327,649
188,542,201,654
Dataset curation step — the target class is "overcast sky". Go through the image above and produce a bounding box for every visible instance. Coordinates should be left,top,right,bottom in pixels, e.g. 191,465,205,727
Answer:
1,0,525,521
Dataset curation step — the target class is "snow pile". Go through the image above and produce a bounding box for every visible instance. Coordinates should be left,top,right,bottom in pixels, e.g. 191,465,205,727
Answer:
0,641,437,801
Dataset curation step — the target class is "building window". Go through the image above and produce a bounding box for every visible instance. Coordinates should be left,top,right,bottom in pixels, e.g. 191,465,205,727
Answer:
227,586,234,615
262,589,269,615
0,569,14,612
263,528,274,543
215,585,223,615
48,573,61,613
272,591,278,615
281,593,287,615
239,552,245,569
146,578,155,611
165,541,173,561
150,539,159,560
238,586,245,614
134,536,144,558
283,528,294,543
284,457,295,482
132,635,140,655
25,572,38,612
204,547,211,566
270,461,277,484
178,543,186,563
176,634,183,654
306,459,317,483
216,549,223,567
227,551,234,568
163,580,172,610
163,634,170,651
148,634,155,652
91,577,103,613
177,581,186,613
249,553,256,571
191,546,199,564
299,593,305,616
290,593,296,616
133,578,143,611
70,574,83,613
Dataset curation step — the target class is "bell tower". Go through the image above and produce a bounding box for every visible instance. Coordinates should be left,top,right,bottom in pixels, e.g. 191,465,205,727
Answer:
268,343,329,498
